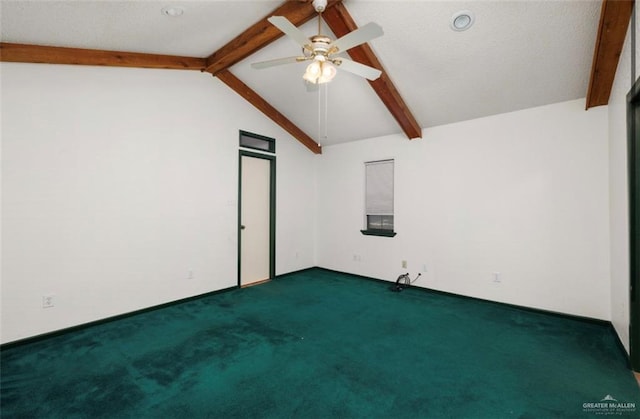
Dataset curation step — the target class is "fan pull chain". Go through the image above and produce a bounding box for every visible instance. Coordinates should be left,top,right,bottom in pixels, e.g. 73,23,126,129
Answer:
323,83,329,141
317,83,321,143
317,83,329,143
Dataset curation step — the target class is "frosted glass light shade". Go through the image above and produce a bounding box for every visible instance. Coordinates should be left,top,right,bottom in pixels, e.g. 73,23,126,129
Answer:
303,61,336,84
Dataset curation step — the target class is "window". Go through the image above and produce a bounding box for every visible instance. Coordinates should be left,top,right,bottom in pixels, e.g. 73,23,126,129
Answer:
239,130,275,153
361,159,396,237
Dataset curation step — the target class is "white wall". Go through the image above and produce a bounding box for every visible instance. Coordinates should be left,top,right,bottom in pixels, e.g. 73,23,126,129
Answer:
0,62,317,344
608,10,639,353
275,138,317,275
317,99,610,320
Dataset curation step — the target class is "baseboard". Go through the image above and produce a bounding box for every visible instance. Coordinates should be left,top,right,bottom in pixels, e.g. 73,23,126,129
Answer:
314,267,612,325
609,326,633,370
4,267,632,372
314,266,638,368
0,285,238,350
274,266,318,280
2,267,314,349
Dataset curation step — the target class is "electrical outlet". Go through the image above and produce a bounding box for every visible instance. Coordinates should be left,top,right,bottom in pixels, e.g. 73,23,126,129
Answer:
493,272,502,283
42,294,55,308
402,260,407,269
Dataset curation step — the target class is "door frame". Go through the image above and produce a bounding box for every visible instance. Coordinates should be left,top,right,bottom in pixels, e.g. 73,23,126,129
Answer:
627,75,640,372
238,150,276,287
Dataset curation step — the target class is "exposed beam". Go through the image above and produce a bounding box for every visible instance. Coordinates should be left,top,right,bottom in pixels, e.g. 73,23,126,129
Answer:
323,3,422,140
586,0,635,109
0,43,206,70
216,70,321,154
204,0,343,75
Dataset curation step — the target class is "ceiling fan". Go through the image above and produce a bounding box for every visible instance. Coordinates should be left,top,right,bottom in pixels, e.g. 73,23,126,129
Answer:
251,0,383,85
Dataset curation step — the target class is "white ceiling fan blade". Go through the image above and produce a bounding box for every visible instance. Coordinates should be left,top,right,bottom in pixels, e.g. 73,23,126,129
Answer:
330,22,383,53
268,16,311,49
251,56,302,69
335,58,382,81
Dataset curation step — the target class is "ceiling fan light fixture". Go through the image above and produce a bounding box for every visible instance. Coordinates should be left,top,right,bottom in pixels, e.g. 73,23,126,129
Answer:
303,61,321,83
451,10,474,31
318,62,337,84
303,61,336,84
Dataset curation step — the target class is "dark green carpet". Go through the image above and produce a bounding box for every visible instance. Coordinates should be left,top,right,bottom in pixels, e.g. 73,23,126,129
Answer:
2,269,639,418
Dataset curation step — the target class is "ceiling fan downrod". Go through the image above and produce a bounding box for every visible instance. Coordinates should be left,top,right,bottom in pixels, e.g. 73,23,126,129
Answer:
313,0,327,36
308,0,332,62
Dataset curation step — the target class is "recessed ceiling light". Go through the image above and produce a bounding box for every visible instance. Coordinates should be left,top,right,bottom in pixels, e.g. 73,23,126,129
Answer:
451,10,474,32
161,6,184,17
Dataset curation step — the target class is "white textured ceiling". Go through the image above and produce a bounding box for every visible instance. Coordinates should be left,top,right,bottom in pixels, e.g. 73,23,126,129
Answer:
1,0,601,146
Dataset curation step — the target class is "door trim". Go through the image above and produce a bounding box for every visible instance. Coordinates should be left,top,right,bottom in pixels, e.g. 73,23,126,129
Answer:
238,150,276,287
627,75,640,372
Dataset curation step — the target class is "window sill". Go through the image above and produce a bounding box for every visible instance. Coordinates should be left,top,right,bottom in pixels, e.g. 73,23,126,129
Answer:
360,229,397,237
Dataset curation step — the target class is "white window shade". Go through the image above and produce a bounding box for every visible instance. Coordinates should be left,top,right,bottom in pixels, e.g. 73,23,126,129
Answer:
365,160,394,215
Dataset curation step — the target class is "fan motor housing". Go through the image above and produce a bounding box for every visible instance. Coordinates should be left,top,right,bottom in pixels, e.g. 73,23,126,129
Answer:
310,35,332,55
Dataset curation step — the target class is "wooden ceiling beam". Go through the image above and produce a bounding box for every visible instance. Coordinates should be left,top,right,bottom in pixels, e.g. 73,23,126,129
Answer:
1,1,420,152
0,43,206,70
586,0,635,109
216,70,322,154
322,3,422,139
204,0,343,75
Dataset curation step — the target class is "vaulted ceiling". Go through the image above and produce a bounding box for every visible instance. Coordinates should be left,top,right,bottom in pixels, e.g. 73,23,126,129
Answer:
0,1,634,154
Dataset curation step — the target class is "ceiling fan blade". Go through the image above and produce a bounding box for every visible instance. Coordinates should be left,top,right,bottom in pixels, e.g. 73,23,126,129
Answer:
268,16,311,49
251,56,302,69
334,58,382,81
330,22,383,53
